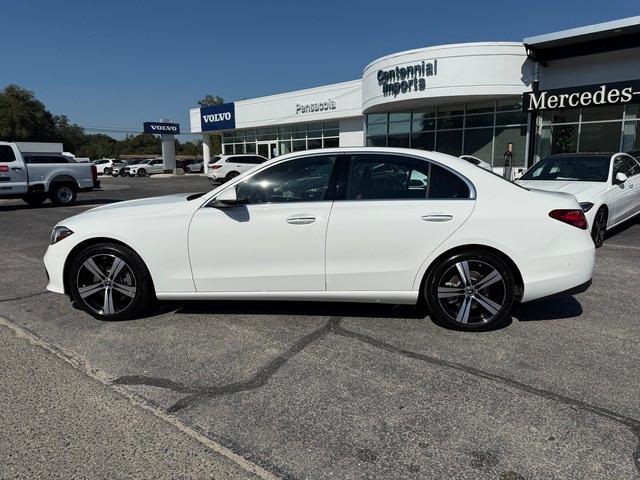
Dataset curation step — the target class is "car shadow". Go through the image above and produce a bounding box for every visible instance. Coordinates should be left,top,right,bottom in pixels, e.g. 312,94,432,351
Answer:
604,214,640,240
137,295,584,328
0,198,120,212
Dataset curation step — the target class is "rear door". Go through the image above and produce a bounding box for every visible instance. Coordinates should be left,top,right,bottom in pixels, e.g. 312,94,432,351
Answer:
0,144,28,195
325,153,476,292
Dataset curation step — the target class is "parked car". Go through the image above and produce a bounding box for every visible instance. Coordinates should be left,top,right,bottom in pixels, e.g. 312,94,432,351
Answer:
44,147,594,330
0,142,99,206
185,161,204,173
517,152,640,247
207,154,268,182
113,159,145,177
127,158,165,177
103,159,124,176
459,155,492,171
93,158,118,175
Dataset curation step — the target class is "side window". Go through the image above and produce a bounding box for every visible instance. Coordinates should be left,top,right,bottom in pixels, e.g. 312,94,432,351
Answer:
226,157,236,163
429,164,471,199
0,146,17,163
236,155,336,204
613,155,633,177
345,154,431,200
625,156,640,177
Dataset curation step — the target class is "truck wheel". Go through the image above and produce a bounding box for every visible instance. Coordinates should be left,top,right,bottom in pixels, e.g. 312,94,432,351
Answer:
22,194,47,207
50,183,77,206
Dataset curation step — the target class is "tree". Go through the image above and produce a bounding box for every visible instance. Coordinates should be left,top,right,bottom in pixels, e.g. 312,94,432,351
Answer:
197,94,224,107
0,84,57,141
53,115,85,152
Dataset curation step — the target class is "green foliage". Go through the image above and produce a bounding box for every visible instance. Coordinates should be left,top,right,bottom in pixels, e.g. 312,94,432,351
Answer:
198,94,224,107
0,84,213,159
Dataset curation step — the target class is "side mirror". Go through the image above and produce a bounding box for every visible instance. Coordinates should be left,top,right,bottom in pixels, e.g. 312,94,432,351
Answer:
614,172,628,185
211,187,239,208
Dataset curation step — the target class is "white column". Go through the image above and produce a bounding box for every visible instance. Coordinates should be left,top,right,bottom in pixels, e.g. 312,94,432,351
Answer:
161,134,177,173
202,134,212,174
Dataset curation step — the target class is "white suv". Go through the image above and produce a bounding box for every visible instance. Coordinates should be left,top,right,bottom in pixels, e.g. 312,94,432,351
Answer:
207,154,268,182
128,158,165,177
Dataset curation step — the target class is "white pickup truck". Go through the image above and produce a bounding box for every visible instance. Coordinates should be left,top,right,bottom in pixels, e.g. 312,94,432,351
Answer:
0,142,99,206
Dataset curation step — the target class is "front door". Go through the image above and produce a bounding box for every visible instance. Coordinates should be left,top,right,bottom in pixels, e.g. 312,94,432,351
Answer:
0,145,28,195
257,142,278,159
326,153,475,292
610,154,640,224
189,154,338,292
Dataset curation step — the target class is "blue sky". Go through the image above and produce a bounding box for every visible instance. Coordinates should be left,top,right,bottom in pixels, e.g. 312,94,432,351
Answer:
1,0,638,139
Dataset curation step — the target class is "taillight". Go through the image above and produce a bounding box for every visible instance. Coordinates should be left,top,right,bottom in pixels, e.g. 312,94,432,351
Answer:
91,165,98,181
549,209,588,230
0,165,8,173
209,164,222,169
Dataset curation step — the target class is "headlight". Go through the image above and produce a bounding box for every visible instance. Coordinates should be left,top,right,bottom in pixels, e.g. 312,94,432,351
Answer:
50,226,74,245
579,202,594,213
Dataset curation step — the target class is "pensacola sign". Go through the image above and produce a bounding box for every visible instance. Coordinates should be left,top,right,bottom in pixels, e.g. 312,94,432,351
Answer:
143,122,180,134
523,80,640,112
200,103,236,131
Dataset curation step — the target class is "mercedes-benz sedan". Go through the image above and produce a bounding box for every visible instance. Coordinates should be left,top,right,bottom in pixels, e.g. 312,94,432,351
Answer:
44,148,595,331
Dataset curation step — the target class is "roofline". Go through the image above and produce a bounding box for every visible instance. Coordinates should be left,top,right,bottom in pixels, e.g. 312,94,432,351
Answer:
523,16,640,46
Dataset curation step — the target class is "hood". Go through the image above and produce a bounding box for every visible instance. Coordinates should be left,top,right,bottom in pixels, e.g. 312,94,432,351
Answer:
517,180,606,202
61,193,197,226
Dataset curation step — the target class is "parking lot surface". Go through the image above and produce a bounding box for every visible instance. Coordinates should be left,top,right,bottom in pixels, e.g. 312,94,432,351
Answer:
1,175,639,479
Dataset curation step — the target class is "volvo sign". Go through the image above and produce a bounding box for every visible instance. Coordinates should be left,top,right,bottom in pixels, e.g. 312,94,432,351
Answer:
200,103,236,131
143,121,180,134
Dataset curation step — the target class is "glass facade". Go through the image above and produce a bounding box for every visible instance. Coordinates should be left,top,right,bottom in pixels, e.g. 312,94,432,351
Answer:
536,104,640,160
222,121,340,156
366,98,528,167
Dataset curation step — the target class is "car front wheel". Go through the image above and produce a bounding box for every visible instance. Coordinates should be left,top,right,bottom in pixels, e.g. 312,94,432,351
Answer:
68,242,153,320
424,250,515,331
137,169,147,177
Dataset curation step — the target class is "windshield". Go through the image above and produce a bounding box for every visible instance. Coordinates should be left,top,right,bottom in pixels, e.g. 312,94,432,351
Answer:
520,155,611,182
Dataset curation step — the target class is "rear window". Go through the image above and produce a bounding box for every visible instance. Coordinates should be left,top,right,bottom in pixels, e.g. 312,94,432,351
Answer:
0,145,16,163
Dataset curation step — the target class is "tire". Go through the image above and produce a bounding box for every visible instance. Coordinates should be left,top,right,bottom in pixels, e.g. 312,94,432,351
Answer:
49,183,77,206
225,171,239,182
137,169,147,177
424,250,515,331
22,194,47,207
591,207,607,248
68,242,154,321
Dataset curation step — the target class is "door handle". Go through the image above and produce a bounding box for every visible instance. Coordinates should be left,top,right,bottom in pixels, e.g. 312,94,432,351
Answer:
421,214,453,222
286,216,316,225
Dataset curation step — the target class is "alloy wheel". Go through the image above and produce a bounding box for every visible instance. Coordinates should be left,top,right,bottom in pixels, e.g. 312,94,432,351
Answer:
76,254,137,315
593,210,607,247
436,260,506,325
56,185,74,204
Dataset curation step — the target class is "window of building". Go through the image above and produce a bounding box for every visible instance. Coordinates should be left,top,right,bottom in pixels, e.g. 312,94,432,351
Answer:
365,98,528,167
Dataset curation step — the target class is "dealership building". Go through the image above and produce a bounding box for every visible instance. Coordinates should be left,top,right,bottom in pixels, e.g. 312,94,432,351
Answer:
190,16,640,174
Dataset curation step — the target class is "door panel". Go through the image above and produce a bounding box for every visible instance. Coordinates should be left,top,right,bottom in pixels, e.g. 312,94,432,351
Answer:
325,200,474,291
189,202,332,291
610,155,639,224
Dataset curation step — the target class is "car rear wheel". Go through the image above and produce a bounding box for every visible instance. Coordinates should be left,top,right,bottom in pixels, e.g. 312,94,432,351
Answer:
50,183,77,206
68,242,153,320
137,169,147,177
225,171,239,182
591,207,607,248
424,250,515,331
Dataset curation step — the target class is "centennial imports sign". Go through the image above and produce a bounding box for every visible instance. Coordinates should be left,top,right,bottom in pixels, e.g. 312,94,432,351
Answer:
523,80,640,112
200,103,236,131
377,59,438,98
143,122,180,134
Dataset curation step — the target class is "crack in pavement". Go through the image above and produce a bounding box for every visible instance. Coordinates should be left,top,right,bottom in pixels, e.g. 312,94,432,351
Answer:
112,317,640,475
0,290,50,303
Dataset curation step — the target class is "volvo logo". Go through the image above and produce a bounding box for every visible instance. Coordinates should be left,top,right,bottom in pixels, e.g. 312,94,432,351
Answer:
202,112,232,123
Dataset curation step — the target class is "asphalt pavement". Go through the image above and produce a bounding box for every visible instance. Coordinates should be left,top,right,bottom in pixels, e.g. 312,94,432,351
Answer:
0,174,639,479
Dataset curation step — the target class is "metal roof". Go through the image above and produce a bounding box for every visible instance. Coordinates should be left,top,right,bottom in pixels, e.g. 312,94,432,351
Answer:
524,16,640,61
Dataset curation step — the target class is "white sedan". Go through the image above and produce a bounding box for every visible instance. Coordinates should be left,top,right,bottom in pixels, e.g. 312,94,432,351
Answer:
518,153,640,247
44,147,595,331
128,158,165,177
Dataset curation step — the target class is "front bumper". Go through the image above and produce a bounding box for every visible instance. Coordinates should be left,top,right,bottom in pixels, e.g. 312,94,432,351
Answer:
43,245,67,294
